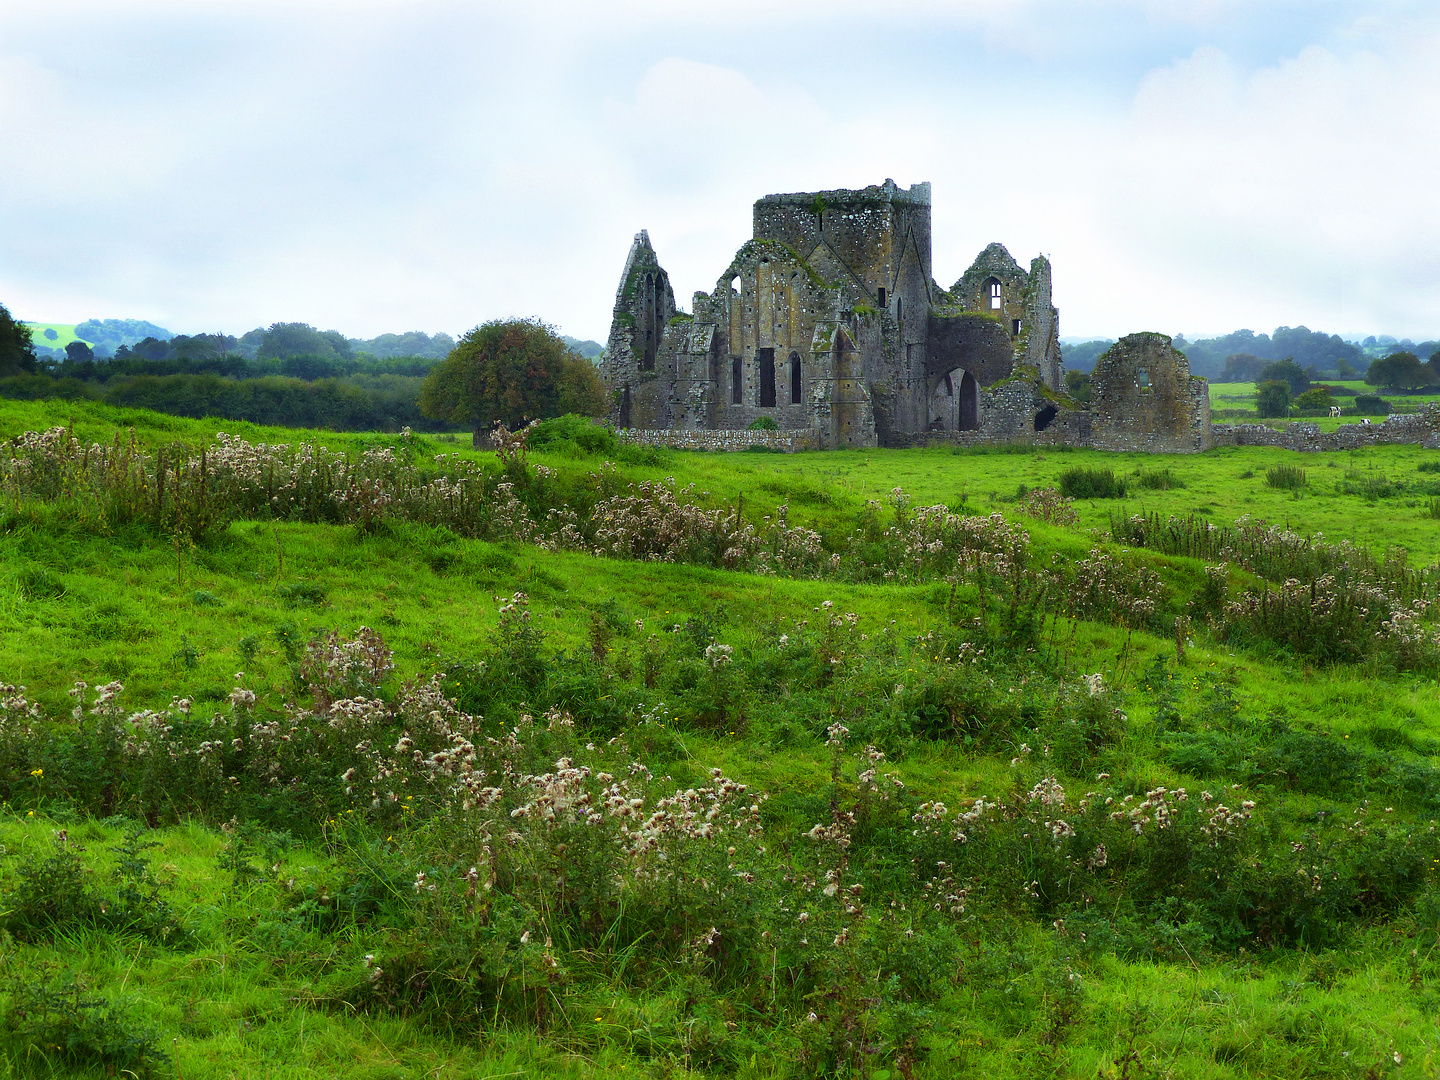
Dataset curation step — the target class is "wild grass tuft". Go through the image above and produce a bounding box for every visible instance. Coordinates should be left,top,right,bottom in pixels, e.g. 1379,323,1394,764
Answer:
1265,464,1307,489
1058,466,1127,499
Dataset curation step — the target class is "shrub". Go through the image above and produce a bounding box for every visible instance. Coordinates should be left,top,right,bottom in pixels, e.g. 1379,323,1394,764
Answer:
2,967,170,1078
1292,387,1335,412
1340,469,1396,500
1255,380,1291,418
1058,467,1126,499
527,413,617,456
748,417,779,431
1136,468,1184,490
1354,394,1390,415
1265,465,1307,490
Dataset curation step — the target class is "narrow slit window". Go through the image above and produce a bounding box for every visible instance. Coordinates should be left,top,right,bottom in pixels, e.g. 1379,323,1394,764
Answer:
758,347,776,408
732,357,742,404
1012,319,1021,336
789,352,802,404
877,287,886,307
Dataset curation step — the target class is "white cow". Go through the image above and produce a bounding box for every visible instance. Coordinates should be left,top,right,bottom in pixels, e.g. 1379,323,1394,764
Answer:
1361,418,1372,426
1329,405,1342,417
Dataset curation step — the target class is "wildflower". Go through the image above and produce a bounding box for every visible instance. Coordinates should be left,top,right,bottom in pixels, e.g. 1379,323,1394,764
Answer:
29,768,41,778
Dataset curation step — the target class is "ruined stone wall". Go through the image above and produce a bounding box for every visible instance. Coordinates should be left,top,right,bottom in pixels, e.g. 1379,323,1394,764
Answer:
701,239,861,443
603,230,677,430
946,243,1062,390
1089,333,1212,453
882,376,1088,448
925,313,1015,388
1023,256,1063,391
616,428,821,452
752,180,931,307
1213,408,1440,450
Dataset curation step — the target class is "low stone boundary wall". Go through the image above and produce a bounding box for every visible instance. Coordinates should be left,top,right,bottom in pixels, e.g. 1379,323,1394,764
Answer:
1213,407,1440,451
615,428,822,452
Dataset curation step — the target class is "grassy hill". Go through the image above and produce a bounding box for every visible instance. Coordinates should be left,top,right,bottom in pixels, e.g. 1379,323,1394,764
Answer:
21,322,84,350
3,400,1440,1077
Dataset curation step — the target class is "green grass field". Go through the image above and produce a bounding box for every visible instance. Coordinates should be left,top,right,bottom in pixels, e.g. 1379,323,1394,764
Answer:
1209,379,1440,432
21,323,84,350
5,399,1440,1077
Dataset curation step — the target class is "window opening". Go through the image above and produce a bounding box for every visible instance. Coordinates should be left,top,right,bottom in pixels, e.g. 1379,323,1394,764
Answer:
877,287,886,307
789,352,802,404
620,385,632,429
1011,319,1021,337
988,280,1002,309
758,347,776,408
1034,405,1057,432
1137,369,1151,388
731,357,742,404
897,298,903,325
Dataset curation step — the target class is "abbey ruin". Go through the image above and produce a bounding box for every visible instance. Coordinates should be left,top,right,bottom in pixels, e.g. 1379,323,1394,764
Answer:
603,179,1213,453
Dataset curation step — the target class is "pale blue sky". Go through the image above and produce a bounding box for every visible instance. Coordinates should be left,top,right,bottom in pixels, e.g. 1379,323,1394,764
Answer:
2,1,1436,342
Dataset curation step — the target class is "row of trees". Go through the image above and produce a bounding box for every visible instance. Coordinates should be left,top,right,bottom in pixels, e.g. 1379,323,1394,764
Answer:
4,304,608,434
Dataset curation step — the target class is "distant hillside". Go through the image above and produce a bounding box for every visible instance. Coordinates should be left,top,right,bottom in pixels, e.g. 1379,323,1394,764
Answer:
1059,339,1115,372
562,335,604,359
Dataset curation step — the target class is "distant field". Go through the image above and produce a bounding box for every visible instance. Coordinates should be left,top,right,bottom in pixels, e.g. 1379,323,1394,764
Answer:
1208,378,1440,430
22,321,83,349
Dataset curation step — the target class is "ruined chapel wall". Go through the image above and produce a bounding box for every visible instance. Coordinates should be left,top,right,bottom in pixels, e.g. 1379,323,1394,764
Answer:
707,242,842,436
753,181,931,305
1089,333,1212,453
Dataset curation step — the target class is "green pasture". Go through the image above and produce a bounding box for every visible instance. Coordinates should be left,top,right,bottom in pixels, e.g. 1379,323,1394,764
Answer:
21,322,83,349
1210,379,1440,430
8,398,1440,1077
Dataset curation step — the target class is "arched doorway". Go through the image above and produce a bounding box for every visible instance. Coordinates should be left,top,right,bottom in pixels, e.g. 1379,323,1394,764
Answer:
959,371,979,431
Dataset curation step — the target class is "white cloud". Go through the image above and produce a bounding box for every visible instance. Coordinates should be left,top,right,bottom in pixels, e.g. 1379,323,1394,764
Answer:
1,1,1438,342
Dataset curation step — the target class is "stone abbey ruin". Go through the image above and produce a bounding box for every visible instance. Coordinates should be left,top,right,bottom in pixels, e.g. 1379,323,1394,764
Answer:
602,179,1213,453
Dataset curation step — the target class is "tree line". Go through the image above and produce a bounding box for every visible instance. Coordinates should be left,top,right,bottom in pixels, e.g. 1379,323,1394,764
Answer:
2,305,606,433
1062,325,1440,384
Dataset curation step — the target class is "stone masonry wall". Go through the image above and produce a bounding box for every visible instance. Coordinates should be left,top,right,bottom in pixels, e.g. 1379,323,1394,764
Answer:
616,428,822,452
1089,333,1212,453
1213,407,1440,450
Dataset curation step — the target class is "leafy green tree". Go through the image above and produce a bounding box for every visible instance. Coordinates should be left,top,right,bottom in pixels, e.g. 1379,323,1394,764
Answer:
257,323,348,361
1292,386,1335,412
419,318,604,430
1063,368,1091,404
1220,353,1266,382
1255,380,1290,418
0,303,38,377
65,340,95,363
1258,358,1309,395
1366,351,1428,390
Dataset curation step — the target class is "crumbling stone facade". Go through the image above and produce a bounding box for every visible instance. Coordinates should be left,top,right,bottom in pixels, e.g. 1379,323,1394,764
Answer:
1089,333,1213,452
603,181,1208,453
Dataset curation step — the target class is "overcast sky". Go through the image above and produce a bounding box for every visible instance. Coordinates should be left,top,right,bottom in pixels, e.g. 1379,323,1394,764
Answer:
2,0,1437,344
